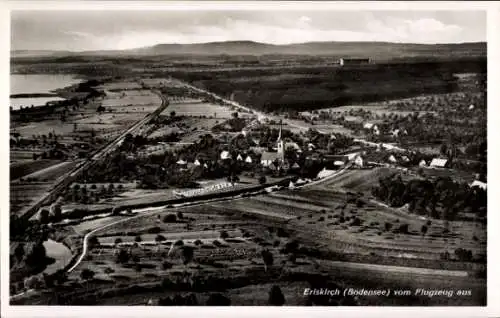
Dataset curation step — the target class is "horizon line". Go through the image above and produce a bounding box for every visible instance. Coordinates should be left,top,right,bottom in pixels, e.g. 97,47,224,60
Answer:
11,39,487,53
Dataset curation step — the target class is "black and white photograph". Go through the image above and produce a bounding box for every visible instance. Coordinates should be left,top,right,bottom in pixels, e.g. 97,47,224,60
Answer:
2,1,497,315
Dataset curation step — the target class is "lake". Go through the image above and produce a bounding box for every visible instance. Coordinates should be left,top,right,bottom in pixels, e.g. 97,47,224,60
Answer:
10,74,83,110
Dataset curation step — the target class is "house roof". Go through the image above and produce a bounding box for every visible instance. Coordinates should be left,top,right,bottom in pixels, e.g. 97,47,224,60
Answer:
470,180,487,190
237,154,243,160
176,159,187,165
388,155,397,163
220,150,231,160
245,156,253,163
363,123,374,129
429,158,448,167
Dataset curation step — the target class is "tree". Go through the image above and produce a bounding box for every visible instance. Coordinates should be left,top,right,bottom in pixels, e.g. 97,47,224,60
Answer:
114,238,123,246
111,206,121,216
170,111,176,118
421,224,428,236
14,243,25,262
135,235,142,243
88,236,100,249
261,249,274,272
116,249,130,264
259,175,267,184
24,275,42,290
176,211,184,219
39,209,50,224
219,230,229,240
25,242,47,267
80,268,95,281
384,222,393,232
180,246,194,266
268,285,286,306
206,293,231,306
163,214,177,223
51,204,62,222
155,234,166,243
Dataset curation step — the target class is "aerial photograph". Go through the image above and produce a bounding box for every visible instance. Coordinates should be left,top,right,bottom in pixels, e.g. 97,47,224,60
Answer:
7,7,487,307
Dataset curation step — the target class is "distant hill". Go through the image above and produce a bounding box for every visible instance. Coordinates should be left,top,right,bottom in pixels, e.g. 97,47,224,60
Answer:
11,40,486,59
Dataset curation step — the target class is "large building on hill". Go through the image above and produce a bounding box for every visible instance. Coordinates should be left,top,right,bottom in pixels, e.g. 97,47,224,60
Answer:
339,58,371,66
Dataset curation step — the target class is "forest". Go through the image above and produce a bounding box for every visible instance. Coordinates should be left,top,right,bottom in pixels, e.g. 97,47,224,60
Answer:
371,174,487,221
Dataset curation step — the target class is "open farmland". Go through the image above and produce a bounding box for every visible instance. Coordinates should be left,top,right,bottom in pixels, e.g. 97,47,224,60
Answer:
162,100,247,119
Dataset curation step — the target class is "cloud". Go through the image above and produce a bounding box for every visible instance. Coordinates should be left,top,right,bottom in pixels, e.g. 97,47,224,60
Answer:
64,31,94,38
11,11,483,51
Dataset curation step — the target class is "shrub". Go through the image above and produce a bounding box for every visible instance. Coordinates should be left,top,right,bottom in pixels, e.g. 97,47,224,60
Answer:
116,249,130,263
398,224,409,234
162,261,173,270
318,217,325,222
273,240,281,247
421,225,428,235
384,222,393,231
268,285,286,306
194,239,203,246
276,228,289,238
258,176,267,184
174,240,184,246
213,240,222,247
350,217,362,226
163,214,177,223
176,211,184,219
219,230,229,240
148,227,162,234
206,293,231,306
155,234,166,242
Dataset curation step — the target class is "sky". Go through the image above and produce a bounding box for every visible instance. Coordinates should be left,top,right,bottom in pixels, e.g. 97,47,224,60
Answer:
11,10,486,51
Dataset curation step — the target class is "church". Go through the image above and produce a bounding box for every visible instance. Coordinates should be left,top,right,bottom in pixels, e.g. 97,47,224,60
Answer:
260,122,285,167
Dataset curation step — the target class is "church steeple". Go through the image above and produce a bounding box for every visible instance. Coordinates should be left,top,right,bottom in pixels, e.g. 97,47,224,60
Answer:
277,120,284,161
277,120,282,142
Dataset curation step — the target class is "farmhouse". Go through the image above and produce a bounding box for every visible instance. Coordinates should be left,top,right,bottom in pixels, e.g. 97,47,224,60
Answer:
354,155,364,167
470,180,487,190
339,58,371,66
220,150,231,160
388,155,398,163
429,158,449,168
285,141,302,152
261,152,281,167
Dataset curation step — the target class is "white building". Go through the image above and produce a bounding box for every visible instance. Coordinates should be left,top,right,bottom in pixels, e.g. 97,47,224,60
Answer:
429,158,448,168
354,155,364,167
470,180,487,190
220,150,231,160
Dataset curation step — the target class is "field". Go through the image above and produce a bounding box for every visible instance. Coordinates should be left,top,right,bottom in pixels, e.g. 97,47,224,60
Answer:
9,51,486,306
162,100,245,119
10,159,62,180
10,161,79,216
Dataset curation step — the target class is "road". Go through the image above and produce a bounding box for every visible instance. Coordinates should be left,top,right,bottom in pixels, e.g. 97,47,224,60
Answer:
182,81,409,153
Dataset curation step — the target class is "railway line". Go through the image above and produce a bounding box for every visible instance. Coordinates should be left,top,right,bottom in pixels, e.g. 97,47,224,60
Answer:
15,90,169,222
